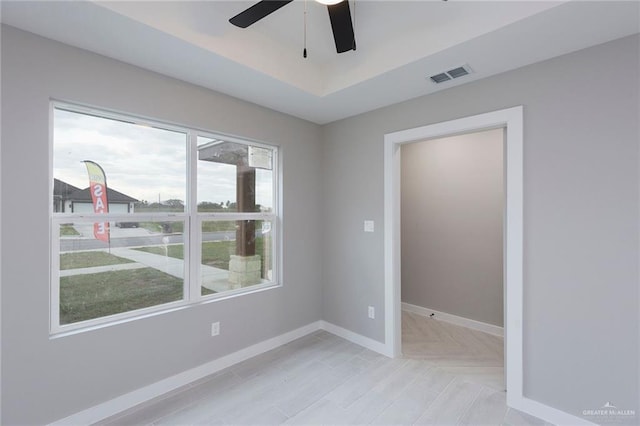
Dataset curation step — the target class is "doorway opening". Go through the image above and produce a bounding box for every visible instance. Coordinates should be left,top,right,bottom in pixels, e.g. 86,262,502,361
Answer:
400,127,505,389
383,106,524,408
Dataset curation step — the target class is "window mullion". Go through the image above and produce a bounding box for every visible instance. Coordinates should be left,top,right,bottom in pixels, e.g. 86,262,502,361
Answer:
273,146,281,285
50,218,61,333
187,131,200,301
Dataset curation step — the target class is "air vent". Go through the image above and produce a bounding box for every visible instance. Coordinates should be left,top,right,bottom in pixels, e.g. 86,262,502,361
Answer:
447,66,469,79
430,73,451,84
428,64,473,84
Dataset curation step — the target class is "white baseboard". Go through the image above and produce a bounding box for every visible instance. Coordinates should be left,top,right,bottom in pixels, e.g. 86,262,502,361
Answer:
49,316,589,426
402,302,504,337
511,396,598,426
320,321,391,357
49,321,390,425
48,319,391,426
49,321,323,426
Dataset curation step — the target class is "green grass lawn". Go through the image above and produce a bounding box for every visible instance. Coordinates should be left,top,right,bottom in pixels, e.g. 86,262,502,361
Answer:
60,268,183,324
135,241,234,269
139,221,184,234
135,244,185,260
60,225,80,236
135,239,265,271
60,267,215,325
201,221,240,232
138,221,247,234
59,251,216,324
60,251,133,270
201,241,235,269
58,234,271,325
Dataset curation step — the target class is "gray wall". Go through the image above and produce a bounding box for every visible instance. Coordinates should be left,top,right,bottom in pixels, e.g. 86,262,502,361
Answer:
1,22,639,426
1,26,323,425
401,129,504,327
322,34,639,421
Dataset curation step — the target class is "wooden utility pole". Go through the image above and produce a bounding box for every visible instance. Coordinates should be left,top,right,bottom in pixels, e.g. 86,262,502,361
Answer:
198,141,257,257
235,164,256,256
198,140,270,288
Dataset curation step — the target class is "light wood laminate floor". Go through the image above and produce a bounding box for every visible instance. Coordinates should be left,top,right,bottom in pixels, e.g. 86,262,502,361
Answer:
98,312,550,425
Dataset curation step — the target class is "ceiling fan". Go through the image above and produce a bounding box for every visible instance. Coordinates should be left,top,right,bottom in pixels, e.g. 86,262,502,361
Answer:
229,0,356,54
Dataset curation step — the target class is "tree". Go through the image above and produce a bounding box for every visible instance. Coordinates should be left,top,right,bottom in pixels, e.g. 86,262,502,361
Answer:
198,201,223,212
164,199,184,208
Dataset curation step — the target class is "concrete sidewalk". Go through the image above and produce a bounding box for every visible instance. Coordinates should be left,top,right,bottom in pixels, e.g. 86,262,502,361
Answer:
62,248,234,293
60,262,147,277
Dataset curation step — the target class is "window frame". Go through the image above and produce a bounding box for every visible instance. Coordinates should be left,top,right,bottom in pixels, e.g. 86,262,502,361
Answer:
50,101,281,336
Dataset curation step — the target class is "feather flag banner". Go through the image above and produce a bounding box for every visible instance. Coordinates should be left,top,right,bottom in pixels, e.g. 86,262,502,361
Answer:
83,160,110,243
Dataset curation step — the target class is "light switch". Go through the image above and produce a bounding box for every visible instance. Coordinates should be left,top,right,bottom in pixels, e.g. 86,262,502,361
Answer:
364,220,374,232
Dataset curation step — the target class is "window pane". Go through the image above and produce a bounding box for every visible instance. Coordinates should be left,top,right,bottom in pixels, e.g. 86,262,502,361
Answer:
197,137,274,212
200,219,274,295
52,105,280,332
53,108,187,214
58,219,186,325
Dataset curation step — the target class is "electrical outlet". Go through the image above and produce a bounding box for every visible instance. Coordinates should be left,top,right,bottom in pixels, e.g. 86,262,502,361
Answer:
211,321,220,336
368,306,375,319
364,220,374,233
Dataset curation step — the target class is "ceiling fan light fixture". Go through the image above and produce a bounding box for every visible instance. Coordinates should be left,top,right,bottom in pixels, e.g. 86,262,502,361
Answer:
316,0,343,5
230,0,355,54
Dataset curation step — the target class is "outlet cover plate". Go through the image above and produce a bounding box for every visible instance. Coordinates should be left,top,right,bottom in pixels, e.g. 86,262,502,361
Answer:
211,322,220,336
364,220,374,232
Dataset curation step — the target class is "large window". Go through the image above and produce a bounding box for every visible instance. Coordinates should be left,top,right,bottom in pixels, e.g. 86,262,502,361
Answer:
51,103,279,334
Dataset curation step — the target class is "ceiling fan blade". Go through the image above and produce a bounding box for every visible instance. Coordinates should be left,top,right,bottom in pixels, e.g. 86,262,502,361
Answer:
327,1,356,53
229,0,294,28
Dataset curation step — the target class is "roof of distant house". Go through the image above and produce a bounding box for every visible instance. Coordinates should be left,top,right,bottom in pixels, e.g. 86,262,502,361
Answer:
67,187,138,203
53,178,82,198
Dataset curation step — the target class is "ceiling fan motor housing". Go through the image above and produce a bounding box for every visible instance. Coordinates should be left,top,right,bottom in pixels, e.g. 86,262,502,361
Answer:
230,0,356,54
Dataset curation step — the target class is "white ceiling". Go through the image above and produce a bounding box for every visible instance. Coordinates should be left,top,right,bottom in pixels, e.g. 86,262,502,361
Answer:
2,1,639,124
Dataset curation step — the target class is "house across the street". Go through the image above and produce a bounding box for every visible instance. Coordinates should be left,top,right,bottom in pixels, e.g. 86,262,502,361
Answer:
53,178,138,214
52,178,81,213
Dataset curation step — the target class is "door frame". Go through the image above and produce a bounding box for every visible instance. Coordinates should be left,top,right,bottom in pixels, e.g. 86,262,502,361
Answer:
382,106,523,406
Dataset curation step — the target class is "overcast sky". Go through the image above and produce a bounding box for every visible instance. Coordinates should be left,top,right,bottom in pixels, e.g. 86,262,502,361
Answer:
53,108,273,209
